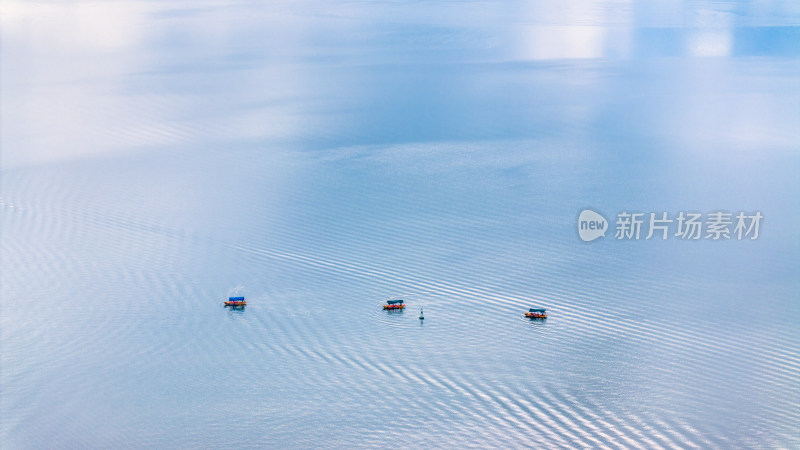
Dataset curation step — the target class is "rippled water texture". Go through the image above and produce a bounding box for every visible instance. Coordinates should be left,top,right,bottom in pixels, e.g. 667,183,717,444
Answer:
2,1,799,448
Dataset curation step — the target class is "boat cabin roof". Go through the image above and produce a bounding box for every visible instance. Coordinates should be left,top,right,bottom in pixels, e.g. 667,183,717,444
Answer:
386,299,404,305
528,308,546,312
229,296,245,301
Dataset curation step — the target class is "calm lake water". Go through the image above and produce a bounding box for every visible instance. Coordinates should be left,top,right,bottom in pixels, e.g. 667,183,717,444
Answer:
2,1,799,448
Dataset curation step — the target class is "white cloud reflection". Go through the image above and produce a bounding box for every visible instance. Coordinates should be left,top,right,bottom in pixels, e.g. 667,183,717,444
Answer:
513,25,610,60
507,0,632,60
2,1,152,167
687,29,732,57
2,0,796,170
1,1,309,168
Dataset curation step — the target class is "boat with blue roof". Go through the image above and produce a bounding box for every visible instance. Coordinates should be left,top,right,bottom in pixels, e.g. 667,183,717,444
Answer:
383,299,405,310
225,296,246,307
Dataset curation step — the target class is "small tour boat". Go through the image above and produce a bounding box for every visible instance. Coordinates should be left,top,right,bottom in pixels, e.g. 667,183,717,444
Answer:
225,296,246,307
525,308,547,319
383,299,405,310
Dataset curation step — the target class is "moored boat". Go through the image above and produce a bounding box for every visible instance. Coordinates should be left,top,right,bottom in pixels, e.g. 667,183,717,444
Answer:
225,296,246,307
383,299,405,310
525,308,547,319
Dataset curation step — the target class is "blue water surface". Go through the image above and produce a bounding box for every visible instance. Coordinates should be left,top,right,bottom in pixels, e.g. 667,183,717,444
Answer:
1,1,799,448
